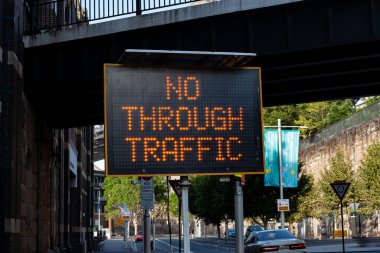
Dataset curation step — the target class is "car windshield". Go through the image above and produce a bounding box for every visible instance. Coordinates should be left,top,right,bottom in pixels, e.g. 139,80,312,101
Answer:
257,230,294,241
249,226,263,232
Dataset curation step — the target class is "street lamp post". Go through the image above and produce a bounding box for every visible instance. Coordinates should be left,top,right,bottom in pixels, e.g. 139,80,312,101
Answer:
277,119,285,229
266,120,307,229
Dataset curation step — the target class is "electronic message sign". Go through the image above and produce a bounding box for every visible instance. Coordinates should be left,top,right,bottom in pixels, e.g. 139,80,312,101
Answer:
104,65,264,176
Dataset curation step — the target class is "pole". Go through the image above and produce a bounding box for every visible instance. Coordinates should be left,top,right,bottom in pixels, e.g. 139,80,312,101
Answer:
353,199,358,237
143,209,151,253
341,201,345,253
179,197,181,253
98,190,101,235
124,220,129,247
278,119,285,229
234,179,244,253
225,217,228,244
166,177,173,252
152,217,156,250
181,178,190,253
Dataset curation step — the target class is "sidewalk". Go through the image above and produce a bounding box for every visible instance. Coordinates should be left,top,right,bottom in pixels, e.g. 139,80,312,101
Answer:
307,242,380,252
97,238,166,253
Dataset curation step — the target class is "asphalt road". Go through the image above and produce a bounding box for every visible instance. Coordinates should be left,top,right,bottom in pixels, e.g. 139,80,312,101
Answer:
100,236,380,253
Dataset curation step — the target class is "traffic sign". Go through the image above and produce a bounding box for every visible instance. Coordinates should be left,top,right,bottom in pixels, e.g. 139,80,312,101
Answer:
141,200,155,210
331,182,350,201
141,177,154,210
277,199,289,212
169,180,182,197
104,65,264,176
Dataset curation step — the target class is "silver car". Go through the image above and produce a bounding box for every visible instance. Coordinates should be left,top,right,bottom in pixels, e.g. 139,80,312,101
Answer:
244,229,307,253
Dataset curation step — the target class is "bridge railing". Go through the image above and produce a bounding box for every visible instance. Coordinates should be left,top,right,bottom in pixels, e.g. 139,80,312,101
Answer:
24,0,205,34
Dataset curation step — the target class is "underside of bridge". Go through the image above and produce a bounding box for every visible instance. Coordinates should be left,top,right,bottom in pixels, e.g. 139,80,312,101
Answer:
25,0,380,128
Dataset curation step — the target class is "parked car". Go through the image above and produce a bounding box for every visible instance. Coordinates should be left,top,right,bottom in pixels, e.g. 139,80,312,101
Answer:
244,229,307,253
244,225,264,240
228,229,236,238
134,231,144,242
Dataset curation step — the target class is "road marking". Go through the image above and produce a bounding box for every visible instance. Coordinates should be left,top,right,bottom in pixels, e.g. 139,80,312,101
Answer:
156,238,194,253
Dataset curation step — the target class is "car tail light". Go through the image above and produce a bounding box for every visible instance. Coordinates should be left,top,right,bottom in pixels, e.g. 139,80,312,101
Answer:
260,246,279,252
289,243,306,249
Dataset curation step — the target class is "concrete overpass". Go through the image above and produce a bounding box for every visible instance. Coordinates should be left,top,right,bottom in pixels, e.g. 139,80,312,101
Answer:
24,0,380,127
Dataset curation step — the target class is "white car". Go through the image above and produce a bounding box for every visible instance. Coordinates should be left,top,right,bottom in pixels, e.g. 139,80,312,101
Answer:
244,229,307,253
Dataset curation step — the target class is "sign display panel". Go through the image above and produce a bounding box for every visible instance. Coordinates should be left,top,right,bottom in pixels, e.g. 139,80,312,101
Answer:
104,65,264,176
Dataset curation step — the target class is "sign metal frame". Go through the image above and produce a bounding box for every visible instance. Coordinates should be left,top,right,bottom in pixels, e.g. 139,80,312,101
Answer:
104,63,264,177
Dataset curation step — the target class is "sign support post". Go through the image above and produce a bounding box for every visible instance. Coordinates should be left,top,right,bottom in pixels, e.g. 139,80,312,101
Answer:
234,178,244,253
180,177,191,253
166,177,173,253
143,209,151,253
331,182,350,253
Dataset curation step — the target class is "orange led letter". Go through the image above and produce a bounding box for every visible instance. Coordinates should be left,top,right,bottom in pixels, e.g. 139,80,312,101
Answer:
176,107,192,131
193,107,209,131
180,137,195,161
184,76,200,100
211,107,227,131
121,106,138,131
197,137,212,161
158,107,175,131
228,107,244,131
166,76,182,100
144,137,160,162
125,137,141,162
162,137,179,161
226,137,242,161
215,137,225,161
140,107,156,131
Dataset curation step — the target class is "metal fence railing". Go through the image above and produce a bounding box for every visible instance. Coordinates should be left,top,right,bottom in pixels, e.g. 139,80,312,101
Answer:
24,0,206,34
301,100,380,150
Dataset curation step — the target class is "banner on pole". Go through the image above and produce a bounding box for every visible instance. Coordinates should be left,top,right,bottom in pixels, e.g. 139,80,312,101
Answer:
264,129,300,187
264,130,279,187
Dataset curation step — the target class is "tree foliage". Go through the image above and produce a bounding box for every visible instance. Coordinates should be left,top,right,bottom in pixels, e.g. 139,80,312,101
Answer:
263,99,355,138
244,164,313,227
317,147,356,216
356,142,380,214
189,165,312,229
295,100,354,137
189,176,234,226
364,96,380,107
102,176,168,234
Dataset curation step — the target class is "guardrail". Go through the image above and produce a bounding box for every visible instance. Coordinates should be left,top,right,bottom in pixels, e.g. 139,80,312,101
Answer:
24,0,205,34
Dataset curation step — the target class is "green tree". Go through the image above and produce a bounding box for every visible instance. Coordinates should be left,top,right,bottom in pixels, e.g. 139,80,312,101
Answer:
356,142,380,214
189,176,234,238
295,100,354,137
364,96,380,107
103,176,168,235
264,105,300,126
318,147,356,216
103,177,141,235
244,164,313,228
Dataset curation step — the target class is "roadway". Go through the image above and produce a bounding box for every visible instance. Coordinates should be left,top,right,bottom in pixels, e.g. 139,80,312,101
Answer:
98,236,380,253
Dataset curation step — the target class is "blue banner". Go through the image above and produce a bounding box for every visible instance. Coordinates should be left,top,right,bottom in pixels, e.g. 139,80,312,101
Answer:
264,130,280,187
264,129,300,188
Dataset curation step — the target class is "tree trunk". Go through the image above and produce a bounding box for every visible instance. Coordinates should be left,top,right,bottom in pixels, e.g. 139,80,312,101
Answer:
217,224,221,239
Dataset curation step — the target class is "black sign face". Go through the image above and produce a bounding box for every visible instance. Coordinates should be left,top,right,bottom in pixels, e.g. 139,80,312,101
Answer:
104,65,264,176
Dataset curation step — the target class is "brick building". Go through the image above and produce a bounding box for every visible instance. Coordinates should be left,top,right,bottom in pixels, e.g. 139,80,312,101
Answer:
0,0,95,252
